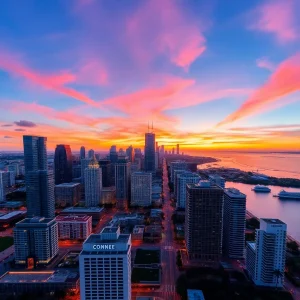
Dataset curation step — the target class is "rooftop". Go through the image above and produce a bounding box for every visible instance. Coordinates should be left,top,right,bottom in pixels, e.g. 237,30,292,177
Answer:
187,289,205,300
0,270,79,284
224,188,246,198
85,233,130,244
187,181,221,189
62,206,104,213
16,217,55,226
56,215,91,222
208,174,225,180
261,218,285,225
102,226,119,233
55,182,80,188
0,210,26,220
247,242,256,251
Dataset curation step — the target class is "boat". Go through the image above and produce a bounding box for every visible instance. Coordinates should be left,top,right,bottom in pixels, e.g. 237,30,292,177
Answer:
275,190,300,200
252,185,271,193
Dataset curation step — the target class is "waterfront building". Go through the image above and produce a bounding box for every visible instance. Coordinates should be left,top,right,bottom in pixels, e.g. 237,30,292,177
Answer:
55,182,81,207
80,146,86,159
14,217,59,266
85,157,102,207
98,159,112,187
115,150,131,209
144,132,155,172
170,161,187,183
81,158,91,184
87,149,95,159
223,188,246,258
54,144,73,185
246,218,287,287
208,174,225,189
131,172,152,207
176,172,200,209
56,215,92,240
101,186,116,205
79,226,131,300
185,181,224,264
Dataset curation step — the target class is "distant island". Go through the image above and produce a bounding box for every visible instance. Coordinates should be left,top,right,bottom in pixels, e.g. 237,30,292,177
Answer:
199,167,300,188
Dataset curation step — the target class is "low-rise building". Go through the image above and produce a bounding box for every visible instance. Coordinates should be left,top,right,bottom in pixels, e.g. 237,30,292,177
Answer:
55,182,81,207
110,213,144,227
60,206,104,221
132,225,145,240
56,215,92,240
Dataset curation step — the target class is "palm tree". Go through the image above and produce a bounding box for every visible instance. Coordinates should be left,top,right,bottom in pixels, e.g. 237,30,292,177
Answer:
273,269,283,290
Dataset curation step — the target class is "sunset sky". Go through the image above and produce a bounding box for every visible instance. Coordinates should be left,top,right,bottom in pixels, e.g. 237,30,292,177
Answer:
1,0,300,152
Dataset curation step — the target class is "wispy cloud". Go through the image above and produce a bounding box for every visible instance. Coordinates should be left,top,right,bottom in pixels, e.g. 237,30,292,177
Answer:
14,120,37,127
4,136,13,139
256,57,275,71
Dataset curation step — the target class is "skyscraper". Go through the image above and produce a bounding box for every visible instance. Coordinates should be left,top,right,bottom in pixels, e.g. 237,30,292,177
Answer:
144,132,155,172
126,145,134,162
115,149,131,209
185,181,224,264
88,149,95,159
81,158,91,184
0,172,6,202
131,172,152,207
223,188,246,258
170,160,187,183
176,144,179,155
80,146,86,159
85,157,102,207
79,226,131,300
98,159,112,187
54,145,73,185
23,135,54,218
246,219,286,287
109,145,118,185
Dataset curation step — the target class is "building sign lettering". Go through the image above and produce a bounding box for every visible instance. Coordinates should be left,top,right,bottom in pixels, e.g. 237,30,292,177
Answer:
93,244,115,250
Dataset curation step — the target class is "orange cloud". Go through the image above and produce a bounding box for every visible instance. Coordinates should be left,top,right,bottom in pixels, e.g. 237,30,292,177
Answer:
248,0,298,42
218,53,300,126
0,47,100,107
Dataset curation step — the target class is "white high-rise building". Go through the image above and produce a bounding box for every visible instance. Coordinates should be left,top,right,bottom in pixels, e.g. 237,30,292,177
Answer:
174,169,187,200
79,226,131,300
223,188,246,258
131,172,152,207
176,172,200,208
85,158,102,207
81,158,91,184
246,218,286,287
170,161,187,183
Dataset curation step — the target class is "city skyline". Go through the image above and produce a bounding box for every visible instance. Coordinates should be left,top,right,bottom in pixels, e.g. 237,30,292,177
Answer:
0,1,300,152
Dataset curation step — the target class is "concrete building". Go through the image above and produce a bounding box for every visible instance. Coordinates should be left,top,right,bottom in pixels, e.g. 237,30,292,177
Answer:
54,144,73,185
115,150,131,210
8,163,19,177
132,225,145,240
144,132,155,173
72,165,81,179
101,186,116,205
0,172,6,202
176,172,200,209
126,145,134,162
185,181,224,264
56,215,92,240
60,207,104,221
170,161,187,183
81,158,91,185
80,146,86,159
98,159,112,187
246,218,287,287
208,174,225,189
85,158,102,207
87,149,95,159
223,188,246,258
14,217,59,266
131,172,152,207
55,182,81,207
79,226,131,300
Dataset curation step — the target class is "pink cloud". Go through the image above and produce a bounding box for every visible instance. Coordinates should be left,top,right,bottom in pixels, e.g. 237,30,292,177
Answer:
126,0,206,69
0,47,100,107
249,0,298,42
218,53,300,126
256,57,275,71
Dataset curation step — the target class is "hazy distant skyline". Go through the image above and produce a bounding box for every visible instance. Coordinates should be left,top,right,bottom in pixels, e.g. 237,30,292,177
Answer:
1,0,300,151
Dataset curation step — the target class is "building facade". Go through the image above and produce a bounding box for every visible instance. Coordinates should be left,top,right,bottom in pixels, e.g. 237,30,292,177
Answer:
56,215,92,240
55,182,81,207
0,172,6,202
144,132,155,172
85,158,102,207
170,161,187,183
14,217,59,265
79,226,131,300
88,149,95,159
81,158,91,185
246,218,287,287
131,172,152,207
80,146,86,159
223,188,246,258
101,187,116,205
54,144,73,185
185,181,224,264
98,160,112,187
208,174,226,189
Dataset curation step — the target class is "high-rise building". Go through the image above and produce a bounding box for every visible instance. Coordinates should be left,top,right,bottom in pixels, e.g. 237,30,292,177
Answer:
26,170,55,218
23,135,47,172
88,149,95,159
223,188,246,258
246,219,286,287
79,226,131,300
176,172,200,209
115,150,131,209
176,144,180,155
14,217,59,266
170,160,187,183
109,145,118,163
131,172,152,207
185,181,224,264
55,182,81,207
8,163,19,177
85,158,102,207
208,174,226,189
0,172,6,202
144,132,155,172
98,159,112,187
54,145,73,185
56,215,92,240
80,146,86,159
72,165,81,179
174,169,188,201
172,147,175,155
126,145,134,163
81,158,91,184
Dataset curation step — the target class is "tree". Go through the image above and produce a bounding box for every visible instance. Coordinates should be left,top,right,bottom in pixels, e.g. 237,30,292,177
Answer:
273,269,283,290
287,241,299,253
